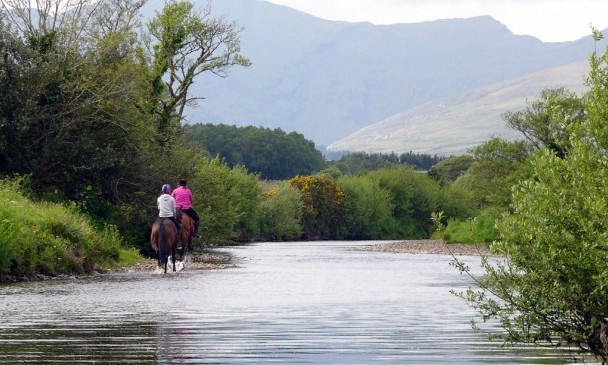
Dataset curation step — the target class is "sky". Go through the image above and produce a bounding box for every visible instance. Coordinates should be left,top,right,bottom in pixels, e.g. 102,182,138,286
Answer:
264,0,608,42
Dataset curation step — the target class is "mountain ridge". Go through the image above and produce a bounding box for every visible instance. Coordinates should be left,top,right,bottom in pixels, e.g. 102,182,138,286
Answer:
154,0,605,149
327,60,590,156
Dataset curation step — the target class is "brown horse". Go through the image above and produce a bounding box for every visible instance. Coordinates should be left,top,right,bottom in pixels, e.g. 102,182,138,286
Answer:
177,208,196,261
150,218,177,273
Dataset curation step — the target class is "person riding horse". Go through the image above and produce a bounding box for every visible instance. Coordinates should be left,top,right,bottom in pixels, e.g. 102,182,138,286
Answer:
157,184,181,248
172,179,200,238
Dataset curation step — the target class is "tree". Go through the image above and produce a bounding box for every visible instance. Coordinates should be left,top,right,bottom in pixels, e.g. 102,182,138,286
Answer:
288,174,345,239
259,184,303,241
338,174,394,239
454,138,534,209
144,0,250,143
188,156,261,243
184,123,326,179
368,166,440,238
427,155,474,186
0,0,155,206
503,87,585,158
453,31,608,363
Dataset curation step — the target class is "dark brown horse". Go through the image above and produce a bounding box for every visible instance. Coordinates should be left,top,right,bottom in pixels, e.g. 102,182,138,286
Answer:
150,218,177,273
177,208,196,261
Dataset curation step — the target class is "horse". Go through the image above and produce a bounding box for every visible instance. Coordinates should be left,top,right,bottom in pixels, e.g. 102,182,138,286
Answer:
177,207,196,262
150,218,177,273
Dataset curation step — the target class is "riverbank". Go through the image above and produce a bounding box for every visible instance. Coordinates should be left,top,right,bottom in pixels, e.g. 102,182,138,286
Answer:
362,239,492,256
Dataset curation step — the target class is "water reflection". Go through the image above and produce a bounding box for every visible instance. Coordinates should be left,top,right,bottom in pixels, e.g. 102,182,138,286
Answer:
0,241,598,364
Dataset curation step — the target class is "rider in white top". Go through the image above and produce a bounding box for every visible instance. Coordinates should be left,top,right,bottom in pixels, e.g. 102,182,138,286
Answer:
158,188,176,218
156,184,181,248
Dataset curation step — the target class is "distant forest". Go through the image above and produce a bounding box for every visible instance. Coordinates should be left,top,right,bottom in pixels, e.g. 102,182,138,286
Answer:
184,123,326,180
184,124,447,179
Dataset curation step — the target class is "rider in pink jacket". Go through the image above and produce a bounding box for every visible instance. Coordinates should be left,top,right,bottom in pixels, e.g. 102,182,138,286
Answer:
172,179,200,237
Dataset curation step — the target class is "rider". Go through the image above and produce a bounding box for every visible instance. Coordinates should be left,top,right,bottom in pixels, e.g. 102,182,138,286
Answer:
172,178,200,238
157,184,181,249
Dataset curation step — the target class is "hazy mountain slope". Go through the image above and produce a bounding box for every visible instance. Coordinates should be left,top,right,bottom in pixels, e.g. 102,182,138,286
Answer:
143,0,601,147
327,61,589,156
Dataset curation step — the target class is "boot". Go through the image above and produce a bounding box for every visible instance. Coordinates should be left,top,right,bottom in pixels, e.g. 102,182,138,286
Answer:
176,229,182,249
194,221,200,238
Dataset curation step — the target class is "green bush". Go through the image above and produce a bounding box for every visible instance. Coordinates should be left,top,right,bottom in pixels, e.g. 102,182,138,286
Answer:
259,184,303,241
0,179,138,278
190,157,262,242
368,166,440,238
439,207,500,243
338,174,394,239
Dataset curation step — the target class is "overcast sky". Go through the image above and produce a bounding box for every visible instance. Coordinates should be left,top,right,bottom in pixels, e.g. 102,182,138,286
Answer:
264,0,608,42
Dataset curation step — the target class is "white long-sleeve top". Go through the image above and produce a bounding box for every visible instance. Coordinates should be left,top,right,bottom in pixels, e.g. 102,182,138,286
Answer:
157,194,176,218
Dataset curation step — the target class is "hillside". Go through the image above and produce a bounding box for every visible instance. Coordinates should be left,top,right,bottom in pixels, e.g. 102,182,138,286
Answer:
327,61,590,156
151,0,603,147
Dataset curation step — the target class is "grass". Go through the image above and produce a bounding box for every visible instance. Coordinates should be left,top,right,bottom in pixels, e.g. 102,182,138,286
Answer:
436,207,501,244
0,178,145,279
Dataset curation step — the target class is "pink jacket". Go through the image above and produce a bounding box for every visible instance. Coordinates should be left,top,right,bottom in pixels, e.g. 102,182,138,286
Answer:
172,186,193,209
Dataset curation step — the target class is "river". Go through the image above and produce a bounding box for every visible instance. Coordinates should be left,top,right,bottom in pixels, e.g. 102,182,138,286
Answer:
0,241,594,364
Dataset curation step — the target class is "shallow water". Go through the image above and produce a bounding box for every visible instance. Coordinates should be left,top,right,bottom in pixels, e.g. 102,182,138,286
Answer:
0,241,593,364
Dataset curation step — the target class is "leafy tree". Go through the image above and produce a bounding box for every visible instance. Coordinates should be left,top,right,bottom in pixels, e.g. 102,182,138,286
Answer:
184,123,326,179
453,31,608,363
0,0,155,207
188,156,261,243
368,166,440,238
453,138,535,209
503,87,585,157
337,174,394,239
288,174,345,239
259,184,303,241
427,155,474,186
144,0,250,143
334,151,444,174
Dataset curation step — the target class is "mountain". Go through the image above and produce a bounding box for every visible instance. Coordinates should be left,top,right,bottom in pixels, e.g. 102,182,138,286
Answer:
144,0,602,148
327,61,590,156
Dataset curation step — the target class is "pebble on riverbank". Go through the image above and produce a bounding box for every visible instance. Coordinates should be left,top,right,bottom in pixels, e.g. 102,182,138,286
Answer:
362,240,492,256
114,249,236,272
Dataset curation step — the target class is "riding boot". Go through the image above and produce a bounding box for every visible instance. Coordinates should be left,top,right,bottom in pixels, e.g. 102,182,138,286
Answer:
194,221,200,238
176,228,182,249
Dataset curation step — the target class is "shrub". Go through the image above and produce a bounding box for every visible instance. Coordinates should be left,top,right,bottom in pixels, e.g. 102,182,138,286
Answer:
439,207,501,243
0,178,136,278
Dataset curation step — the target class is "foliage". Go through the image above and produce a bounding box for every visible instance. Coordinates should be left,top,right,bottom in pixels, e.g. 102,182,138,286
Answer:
0,0,251,253
427,155,474,186
454,138,535,209
288,174,346,240
367,166,440,238
184,123,326,179
503,87,585,157
0,178,141,278
333,151,445,174
453,32,608,363
337,174,394,239
144,1,250,143
259,184,303,241
0,0,156,208
437,207,500,243
189,156,261,243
